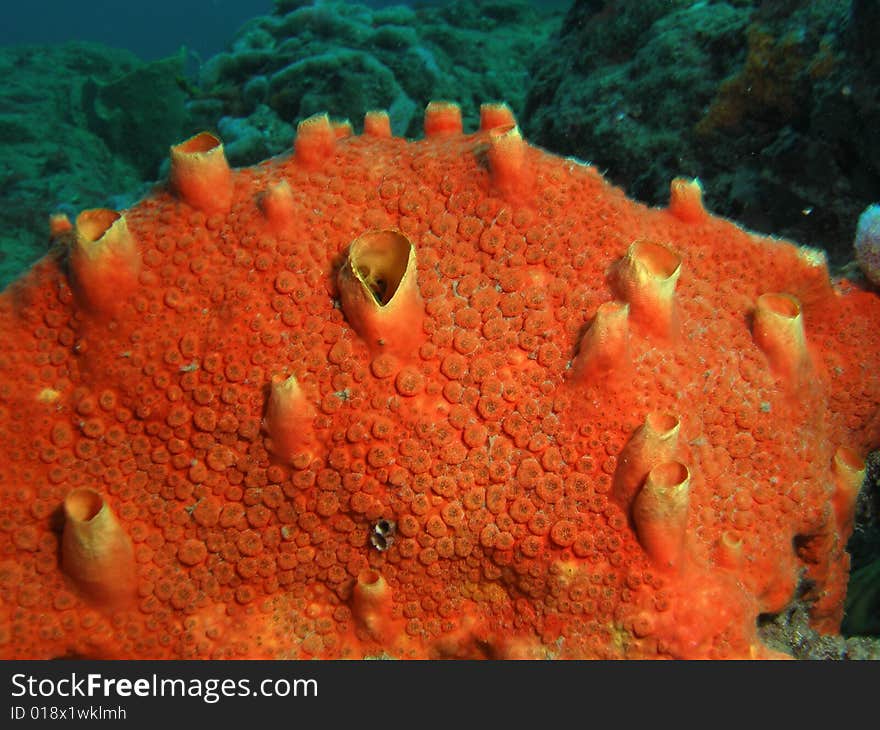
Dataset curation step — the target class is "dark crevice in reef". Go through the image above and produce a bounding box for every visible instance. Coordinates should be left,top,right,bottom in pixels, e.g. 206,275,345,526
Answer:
757,453,880,658
841,451,880,638
758,600,880,659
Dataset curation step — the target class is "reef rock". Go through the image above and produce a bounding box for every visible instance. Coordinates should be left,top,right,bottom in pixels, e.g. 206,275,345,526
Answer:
0,103,878,659
524,0,880,268
0,43,189,290
191,0,560,164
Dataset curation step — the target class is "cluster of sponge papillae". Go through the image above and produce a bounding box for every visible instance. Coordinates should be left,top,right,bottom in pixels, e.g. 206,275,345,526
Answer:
0,99,878,659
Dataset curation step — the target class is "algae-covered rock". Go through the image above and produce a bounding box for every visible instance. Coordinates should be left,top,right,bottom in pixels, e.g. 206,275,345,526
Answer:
843,450,880,637
526,1,744,219
844,560,880,636
82,51,189,178
192,0,561,164
216,104,294,167
0,43,152,289
267,50,405,128
524,0,880,268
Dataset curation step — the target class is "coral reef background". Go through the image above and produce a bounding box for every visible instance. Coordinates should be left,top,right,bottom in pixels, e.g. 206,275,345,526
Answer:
3,0,878,288
525,0,880,271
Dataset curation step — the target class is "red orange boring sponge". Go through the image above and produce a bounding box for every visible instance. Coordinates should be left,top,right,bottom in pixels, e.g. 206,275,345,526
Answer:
0,100,879,659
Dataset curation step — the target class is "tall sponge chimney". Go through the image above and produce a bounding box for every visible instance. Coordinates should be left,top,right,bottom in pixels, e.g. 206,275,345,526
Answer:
338,229,425,358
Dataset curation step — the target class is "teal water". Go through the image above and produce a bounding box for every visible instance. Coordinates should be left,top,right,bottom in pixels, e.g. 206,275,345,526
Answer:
0,0,570,60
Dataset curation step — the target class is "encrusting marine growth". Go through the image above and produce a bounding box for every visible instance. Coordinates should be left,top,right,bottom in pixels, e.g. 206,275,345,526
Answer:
0,100,878,659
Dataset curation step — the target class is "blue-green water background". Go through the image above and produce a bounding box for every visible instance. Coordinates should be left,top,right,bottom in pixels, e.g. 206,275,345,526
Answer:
0,0,567,60
2,1,272,60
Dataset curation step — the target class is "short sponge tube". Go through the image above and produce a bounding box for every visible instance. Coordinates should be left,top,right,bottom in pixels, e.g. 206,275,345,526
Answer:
61,488,135,606
486,124,527,197
169,131,233,215
831,446,865,541
259,180,296,234
667,177,706,223
351,569,397,643
571,301,630,383
70,208,140,318
752,292,810,384
613,412,681,509
613,240,681,340
294,113,336,168
264,374,316,462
